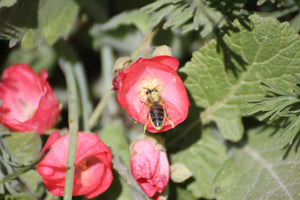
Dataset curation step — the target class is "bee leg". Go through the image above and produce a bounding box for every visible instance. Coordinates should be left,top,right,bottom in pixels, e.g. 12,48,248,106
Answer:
165,109,175,128
144,112,150,133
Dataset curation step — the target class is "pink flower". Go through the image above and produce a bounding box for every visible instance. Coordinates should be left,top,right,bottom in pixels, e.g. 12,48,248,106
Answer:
130,138,169,197
37,131,113,198
114,56,190,133
0,64,60,134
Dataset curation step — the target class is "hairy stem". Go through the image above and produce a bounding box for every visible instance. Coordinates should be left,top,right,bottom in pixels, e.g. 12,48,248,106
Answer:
59,59,79,200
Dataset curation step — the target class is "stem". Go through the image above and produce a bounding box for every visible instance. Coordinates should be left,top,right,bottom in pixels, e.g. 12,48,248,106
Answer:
74,63,90,132
59,59,79,200
111,150,150,200
0,149,50,184
130,31,156,59
88,90,114,129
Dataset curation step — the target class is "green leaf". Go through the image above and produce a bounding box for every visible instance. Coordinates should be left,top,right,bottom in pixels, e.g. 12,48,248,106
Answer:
19,170,43,197
0,0,79,49
180,14,300,141
99,172,135,200
0,0,17,8
96,10,151,34
3,44,57,74
141,0,223,36
0,193,36,200
99,123,130,167
3,132,41,164
170,127,227,199
213,127,300,200
173,184,198,200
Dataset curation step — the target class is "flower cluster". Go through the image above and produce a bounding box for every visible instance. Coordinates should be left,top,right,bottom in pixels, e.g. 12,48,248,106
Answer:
1,52,187,198
113,54,189,198
0,64,113,198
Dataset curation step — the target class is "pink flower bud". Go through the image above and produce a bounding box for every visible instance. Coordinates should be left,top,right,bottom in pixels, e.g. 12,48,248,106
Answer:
114,56,190,133
37,131,113,198
0,64,60,134
130,138,169,197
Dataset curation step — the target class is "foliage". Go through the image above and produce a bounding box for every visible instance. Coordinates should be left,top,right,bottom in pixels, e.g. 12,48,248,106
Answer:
0,0,300,200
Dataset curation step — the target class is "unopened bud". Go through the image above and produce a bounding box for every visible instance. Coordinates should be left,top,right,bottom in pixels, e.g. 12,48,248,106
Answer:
112,56,132,75
170,163,193,183
152,45,173,57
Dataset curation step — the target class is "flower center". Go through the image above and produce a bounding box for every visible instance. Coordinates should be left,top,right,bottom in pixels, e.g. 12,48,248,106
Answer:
75,156,102,187
138,78,164,101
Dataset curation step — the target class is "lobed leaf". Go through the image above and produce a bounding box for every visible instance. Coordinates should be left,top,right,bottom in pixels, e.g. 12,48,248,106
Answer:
0,0,79,49
3,132,41,164
141,0,223,36
180,14,300,142
99,123,130,167
95,10,151,34
170,127,227,199
213,127,300,200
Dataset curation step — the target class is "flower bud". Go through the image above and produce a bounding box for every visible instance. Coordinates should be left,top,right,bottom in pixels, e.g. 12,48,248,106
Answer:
170,163,193,183
152,45,173,57
0,64,60,134
130,138,169,197
37,131,113,198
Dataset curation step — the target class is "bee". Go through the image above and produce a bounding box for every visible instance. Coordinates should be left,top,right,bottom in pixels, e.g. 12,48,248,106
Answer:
142,86,174,132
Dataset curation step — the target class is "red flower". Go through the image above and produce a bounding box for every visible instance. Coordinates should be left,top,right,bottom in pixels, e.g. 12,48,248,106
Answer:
130,138,169,197
37,131,113,198
0,64,60,134
114,56,190,133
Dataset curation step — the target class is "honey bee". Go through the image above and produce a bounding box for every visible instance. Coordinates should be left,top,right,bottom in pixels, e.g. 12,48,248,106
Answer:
142,86,174,132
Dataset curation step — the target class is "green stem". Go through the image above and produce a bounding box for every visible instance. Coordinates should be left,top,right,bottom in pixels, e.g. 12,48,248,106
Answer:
88,90,114,129
74,63,90,132
59,59,79,200
0,149,50,184
111,150,150,200
130,31,156,59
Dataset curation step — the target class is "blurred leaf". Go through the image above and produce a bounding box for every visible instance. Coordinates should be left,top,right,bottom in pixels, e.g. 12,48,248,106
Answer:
99,123,130,167
100,172,135,200
0,0,17,8
0,193,36,200
90,11,145,53
213,127,300,200
0,0,79,49
180,14,300,141
97,10,151,34
174,186,198,200
3,132,41,164
170,127,227,199
3,44,57,73
19,170,43,198
290,13,300,33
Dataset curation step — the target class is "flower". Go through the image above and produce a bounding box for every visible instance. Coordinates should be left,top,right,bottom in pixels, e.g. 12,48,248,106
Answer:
0,64,60,134
37,131,113,198
114,56,190,133
130,138,169,197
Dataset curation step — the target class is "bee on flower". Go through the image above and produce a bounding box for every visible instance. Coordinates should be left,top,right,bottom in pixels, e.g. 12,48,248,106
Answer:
113,47,190,133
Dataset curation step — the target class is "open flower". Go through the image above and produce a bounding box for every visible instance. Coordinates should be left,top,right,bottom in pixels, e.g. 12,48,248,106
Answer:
37,131,113,198
130,138,169,197
114,56,190,133
0,64,60,134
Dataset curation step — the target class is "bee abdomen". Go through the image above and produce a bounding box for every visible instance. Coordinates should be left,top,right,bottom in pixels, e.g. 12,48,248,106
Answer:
150,104,165,129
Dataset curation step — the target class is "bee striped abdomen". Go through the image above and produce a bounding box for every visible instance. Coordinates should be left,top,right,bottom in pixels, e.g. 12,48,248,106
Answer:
150,104,165,130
